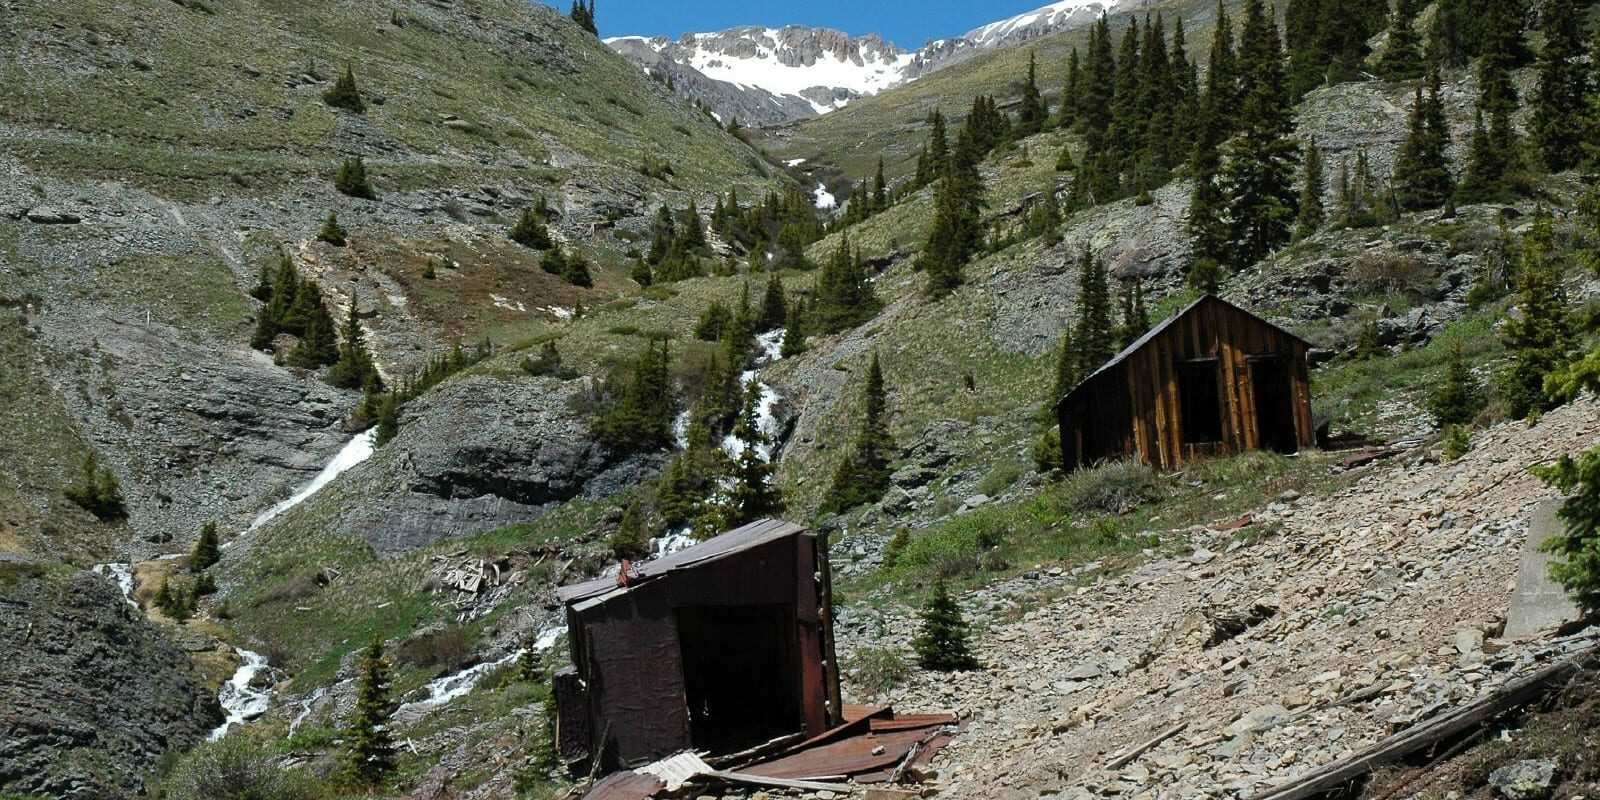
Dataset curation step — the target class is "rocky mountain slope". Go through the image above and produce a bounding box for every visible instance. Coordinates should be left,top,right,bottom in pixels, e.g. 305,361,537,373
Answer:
606,0,1115,126
0,0,782,792
841,399,1600,798
4,0,1599,797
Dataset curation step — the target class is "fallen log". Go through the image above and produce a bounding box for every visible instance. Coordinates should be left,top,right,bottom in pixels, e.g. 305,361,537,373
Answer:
1106,721,1187,770
1248,642,1600,800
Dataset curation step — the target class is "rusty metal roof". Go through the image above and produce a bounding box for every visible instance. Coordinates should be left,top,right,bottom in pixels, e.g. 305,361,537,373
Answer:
557,518,809,606
1055,294,1311,412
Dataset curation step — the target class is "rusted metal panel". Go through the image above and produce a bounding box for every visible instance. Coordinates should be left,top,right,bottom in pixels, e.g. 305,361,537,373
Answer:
739,710,959,782
553,666,591,763
558,520,832,772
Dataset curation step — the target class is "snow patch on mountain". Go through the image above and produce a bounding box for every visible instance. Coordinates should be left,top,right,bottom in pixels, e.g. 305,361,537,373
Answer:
607,1,1119,126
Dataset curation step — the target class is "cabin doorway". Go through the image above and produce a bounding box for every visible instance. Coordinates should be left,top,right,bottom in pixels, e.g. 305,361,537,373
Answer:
1251,357,1299,454
676,604,799,753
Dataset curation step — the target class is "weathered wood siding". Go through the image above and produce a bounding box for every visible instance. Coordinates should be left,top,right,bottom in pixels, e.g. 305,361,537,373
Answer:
1059,296,1314,471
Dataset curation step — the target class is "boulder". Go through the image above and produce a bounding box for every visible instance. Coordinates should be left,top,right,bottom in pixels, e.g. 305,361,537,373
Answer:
1487,759,1558,800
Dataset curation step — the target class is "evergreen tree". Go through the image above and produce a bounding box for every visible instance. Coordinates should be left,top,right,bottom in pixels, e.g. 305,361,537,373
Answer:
1017,51,1048,135
1073,248,1116,375
559,253,593,288
592,340,675,453
343,639,397,789
375,391,399,446
509,208,553,250
250,263,273,302
1081,16,1118,148
1529,0,1589,173
322,65,366,113
1223,0,1300,267
725,380,785,525
1052,326,1080,402
780,299,806,358
1393,72,1456,211
821,354,894,514
1187,111,1230,289
695,300,733,342
191,521,221,573
1203,0,1240,135
1294,138,1325,240
813,232,881,333
1058,47,1082,129
919,133,983,299
759,274,787,331
65,452,126,521
872,158,889,210
1532,447,1600,615
609,500,649,560
317,212,347,246
1373,2,1426,80
912,581,978,671
569,0,597,35
286,285,338,369
1499,212,1573,419
1427,345,1486,427
334,157,374,199
327,298,381,390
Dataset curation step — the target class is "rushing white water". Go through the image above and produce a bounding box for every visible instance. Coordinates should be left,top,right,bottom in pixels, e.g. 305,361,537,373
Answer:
211,648,274,740
720,330,786,462
93,563,137,608
226,429,377,548
672,410,691,450
396,624,569,716
813,183,837,210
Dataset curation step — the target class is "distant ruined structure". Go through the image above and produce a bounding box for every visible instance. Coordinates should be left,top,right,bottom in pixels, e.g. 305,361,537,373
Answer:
1056,294,1315,471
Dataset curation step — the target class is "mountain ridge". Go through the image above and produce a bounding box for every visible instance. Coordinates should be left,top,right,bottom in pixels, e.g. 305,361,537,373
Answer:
606,0,1116,126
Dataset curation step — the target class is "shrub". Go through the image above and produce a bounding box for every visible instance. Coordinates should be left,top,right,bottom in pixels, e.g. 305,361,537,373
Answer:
162,735,322,800
394,626,470,670
845,646,910,695
1441,425,1472,460
520,341,573,378
880,527,909,571
322,66,365,114
509,209,553,250
1056,459,1163,516
609,501,650,560
1427,346,1486,427
976,459,1024,498
333,157,373,199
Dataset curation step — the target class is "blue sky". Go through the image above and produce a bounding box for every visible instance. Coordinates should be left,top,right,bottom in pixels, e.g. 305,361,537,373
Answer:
549,0,1053,48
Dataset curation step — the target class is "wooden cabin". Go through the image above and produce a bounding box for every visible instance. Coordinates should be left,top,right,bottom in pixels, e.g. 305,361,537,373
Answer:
552,519,842,771
1055,294,1314,471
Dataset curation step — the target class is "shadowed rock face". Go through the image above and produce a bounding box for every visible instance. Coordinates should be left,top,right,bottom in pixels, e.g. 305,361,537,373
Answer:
304,373,667,556
0,568,219,798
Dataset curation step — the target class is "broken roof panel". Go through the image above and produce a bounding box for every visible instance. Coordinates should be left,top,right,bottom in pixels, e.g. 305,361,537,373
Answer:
557,518,808,605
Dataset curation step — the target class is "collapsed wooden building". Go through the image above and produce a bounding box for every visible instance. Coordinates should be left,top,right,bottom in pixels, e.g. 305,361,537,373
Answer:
553,519,843,772
1056,294,1315,471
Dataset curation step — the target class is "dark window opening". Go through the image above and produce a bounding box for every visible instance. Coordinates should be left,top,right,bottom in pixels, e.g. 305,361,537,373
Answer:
1178,359,1224,445
676,604,800,753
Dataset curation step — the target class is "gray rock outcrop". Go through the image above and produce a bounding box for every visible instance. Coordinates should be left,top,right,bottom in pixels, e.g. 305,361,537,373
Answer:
0,567,219,798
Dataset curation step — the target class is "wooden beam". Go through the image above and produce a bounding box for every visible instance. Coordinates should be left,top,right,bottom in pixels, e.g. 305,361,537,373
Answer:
1248,645,1600,800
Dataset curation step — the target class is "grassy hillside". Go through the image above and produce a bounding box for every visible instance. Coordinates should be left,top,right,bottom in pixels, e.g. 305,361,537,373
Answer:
3,0,769,199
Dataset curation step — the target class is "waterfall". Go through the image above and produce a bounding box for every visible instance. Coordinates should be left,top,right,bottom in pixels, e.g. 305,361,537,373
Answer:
210,648,274,740
92,563,137,609
230,429,377,545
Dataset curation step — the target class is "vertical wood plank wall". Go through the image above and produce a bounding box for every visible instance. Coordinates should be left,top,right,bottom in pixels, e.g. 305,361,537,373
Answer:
1060,296,1314,471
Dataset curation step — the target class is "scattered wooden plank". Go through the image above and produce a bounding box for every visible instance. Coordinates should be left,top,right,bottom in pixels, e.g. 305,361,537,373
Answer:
1106,721,1187,770
704,769,850,792
1248,644,1600,800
